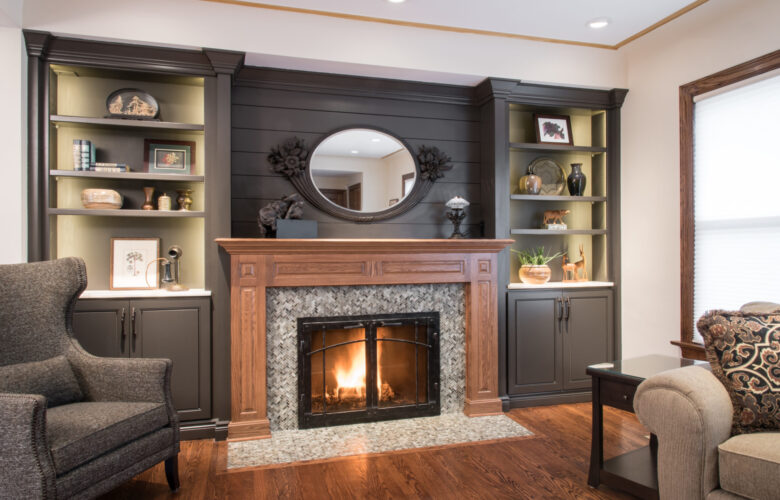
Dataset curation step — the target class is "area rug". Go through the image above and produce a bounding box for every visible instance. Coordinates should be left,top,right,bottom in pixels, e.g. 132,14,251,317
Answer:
227,413,533,469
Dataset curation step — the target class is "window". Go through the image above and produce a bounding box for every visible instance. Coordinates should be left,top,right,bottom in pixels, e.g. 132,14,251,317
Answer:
679,51,780,356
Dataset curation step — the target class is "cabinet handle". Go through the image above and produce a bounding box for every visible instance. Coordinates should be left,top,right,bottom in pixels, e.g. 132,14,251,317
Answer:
557,297,563,321
131,307,137,353
119,307,126,354
564,296,571,321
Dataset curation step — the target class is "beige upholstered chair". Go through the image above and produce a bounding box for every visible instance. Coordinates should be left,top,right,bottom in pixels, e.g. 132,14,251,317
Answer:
0,258,180,499
634,303,780,500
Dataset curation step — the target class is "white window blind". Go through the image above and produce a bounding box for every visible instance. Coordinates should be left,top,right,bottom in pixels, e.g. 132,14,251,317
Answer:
692,73,780,342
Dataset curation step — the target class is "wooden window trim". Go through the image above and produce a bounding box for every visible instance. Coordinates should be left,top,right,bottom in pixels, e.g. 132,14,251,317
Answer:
678,50,780,358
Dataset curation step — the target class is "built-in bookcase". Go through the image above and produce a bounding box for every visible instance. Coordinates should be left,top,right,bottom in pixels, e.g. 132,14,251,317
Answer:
46,66,207,290
507,103,610,286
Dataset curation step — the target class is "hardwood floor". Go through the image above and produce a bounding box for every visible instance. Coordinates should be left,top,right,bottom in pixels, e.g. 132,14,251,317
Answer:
101,403,648,499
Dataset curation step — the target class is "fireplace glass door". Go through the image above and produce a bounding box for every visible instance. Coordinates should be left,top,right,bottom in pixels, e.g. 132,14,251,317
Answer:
298,312,440,429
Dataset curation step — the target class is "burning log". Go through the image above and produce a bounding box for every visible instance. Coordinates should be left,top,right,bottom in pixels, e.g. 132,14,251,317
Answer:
380,383,395,402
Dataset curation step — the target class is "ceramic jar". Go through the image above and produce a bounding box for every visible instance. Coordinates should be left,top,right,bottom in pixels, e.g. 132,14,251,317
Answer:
567,163,587,196
157,193,172,211
518,265,552,284
81,189,122,209
518,173,542,195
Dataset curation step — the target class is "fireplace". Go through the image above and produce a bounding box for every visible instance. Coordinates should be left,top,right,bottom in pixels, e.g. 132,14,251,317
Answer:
297,312,440,428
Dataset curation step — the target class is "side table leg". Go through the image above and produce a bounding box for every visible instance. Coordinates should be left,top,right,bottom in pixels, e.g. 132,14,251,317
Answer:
588,376,603,487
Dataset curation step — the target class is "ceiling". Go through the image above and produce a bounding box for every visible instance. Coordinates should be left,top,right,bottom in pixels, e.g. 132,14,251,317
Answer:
209,0,706,49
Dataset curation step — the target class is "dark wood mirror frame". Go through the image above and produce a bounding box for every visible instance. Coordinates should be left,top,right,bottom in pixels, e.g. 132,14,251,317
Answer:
267,127,452,223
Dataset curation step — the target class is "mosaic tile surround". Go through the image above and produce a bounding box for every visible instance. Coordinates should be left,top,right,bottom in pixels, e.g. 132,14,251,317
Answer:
227,413,533,469
265,284,466,431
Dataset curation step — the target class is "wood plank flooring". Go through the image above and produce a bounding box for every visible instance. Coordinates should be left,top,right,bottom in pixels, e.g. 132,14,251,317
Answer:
100,403,648,499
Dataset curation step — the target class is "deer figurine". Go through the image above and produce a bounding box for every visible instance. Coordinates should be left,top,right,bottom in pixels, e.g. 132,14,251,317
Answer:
562,244,588,282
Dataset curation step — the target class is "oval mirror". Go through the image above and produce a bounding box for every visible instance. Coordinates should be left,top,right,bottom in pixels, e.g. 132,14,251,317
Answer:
310,129,417,213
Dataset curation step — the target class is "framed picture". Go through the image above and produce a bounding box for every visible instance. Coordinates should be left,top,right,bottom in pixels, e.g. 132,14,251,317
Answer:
144,139,195,174
110,238,160,290
534,114,573,146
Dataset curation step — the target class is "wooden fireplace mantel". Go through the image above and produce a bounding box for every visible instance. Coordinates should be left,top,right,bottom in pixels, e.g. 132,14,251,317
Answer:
216,238,513,441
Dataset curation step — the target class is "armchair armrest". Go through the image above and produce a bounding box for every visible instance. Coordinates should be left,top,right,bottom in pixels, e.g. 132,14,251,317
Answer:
0,393,57,499
67,348,176,421
634,366,733,500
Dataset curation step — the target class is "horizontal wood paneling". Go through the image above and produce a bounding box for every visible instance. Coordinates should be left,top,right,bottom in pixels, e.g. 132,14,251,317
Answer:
232,136,481,162
231,69,482,238
232,86,480,121
232,221,482,239
233,155,481,184
232,198,482,226
232,175,480,205
232,106,479,142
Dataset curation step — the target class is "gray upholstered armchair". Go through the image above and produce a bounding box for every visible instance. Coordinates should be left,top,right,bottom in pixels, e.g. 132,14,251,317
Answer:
0,258,180,499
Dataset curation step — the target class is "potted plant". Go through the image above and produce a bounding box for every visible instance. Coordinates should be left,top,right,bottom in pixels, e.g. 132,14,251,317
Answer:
512,247,563,284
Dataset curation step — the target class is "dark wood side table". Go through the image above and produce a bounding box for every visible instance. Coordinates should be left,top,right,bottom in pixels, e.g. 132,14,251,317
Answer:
587,354,708,499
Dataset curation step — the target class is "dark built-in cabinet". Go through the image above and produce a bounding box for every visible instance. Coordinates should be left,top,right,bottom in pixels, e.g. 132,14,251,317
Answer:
507,289,613,403
477,79,626,407
73,297,211,422
25,31,243,439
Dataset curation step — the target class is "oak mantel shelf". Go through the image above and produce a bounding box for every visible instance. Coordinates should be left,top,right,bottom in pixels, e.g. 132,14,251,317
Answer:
215,238,515,255
217,237,513,441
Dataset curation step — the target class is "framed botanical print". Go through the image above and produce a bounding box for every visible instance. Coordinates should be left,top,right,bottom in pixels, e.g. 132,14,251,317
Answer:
143,139,195,174
534,114,573,146
110,238,160,290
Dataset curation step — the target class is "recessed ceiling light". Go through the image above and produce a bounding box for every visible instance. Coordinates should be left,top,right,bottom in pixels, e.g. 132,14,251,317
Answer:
588,18,610,29
351,150,360,154
370,138,381,143
387,0,406,3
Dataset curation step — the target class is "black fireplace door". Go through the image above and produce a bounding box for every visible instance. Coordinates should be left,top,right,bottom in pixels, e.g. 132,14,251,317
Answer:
298,312,440,429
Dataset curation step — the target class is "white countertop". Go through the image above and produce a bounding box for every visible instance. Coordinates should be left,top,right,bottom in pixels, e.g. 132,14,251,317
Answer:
80,288,211,299
508,281,614,290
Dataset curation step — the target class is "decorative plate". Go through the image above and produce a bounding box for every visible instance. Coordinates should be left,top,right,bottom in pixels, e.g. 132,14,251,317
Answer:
528,157,566,195
106,88,159,120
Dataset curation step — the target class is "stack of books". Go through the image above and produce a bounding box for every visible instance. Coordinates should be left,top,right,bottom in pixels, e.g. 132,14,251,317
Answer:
89,163,129,172
72,139,95,171
72,139,129,171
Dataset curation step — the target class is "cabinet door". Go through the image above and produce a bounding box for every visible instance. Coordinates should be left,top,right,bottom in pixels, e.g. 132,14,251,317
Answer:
73,299,129,357
131,298,211,421
562,290,613,390
507,291,563,395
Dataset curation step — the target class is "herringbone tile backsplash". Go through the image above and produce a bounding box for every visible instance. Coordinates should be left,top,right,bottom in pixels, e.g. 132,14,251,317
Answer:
266,284,466,430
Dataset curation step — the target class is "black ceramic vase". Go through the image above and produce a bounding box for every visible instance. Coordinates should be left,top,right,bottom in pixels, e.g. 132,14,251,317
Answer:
567,163,587,196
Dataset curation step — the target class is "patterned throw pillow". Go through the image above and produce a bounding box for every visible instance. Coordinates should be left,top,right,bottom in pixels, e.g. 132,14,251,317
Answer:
698,310,780,434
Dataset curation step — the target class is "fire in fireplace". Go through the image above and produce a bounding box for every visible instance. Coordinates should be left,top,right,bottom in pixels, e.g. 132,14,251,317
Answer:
297,312,440,428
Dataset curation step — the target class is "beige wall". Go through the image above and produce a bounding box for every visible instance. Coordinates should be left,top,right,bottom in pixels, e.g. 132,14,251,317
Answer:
618,0,780,358
0,25,25,264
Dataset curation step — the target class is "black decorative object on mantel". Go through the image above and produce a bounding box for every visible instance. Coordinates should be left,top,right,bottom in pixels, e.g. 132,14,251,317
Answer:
567,163,587,196
257,193,305,238
445,196,469,239
267,130,454,223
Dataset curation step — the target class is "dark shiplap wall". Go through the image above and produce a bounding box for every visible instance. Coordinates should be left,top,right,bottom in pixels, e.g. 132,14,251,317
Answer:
231,68,482,238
